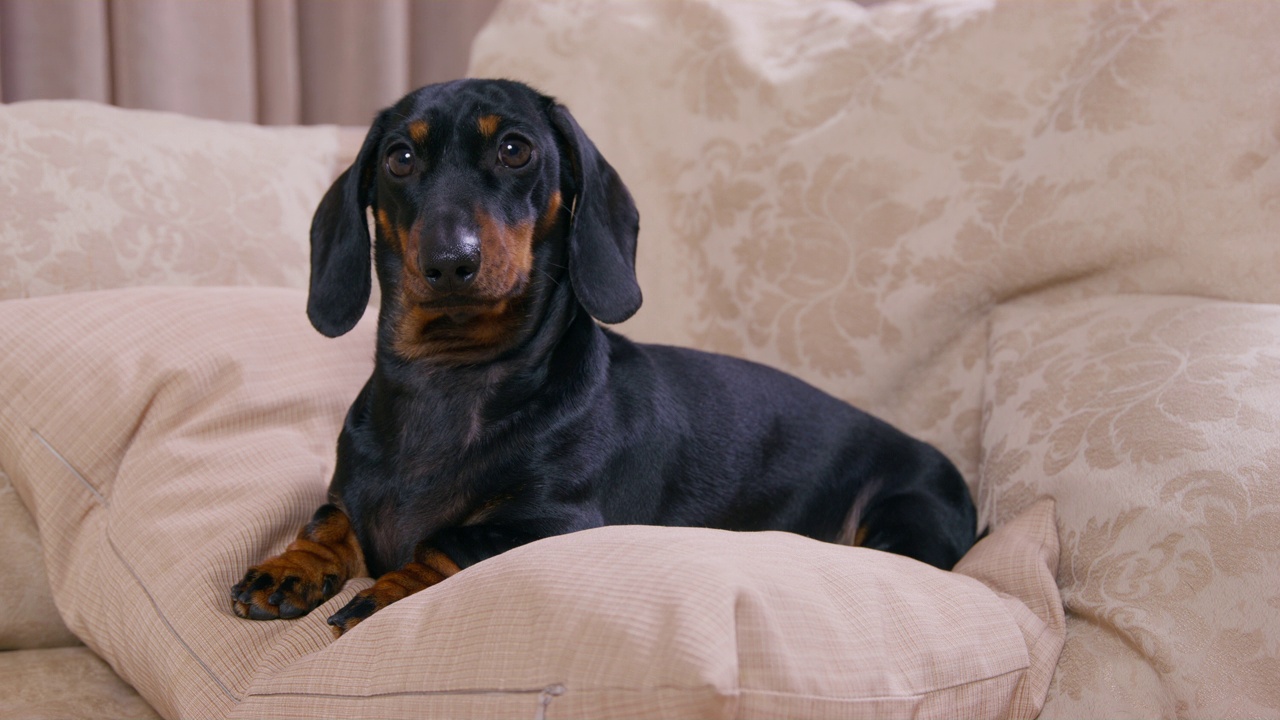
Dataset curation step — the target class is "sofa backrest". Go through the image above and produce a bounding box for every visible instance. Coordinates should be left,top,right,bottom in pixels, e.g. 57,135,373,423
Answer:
471,0,1280,481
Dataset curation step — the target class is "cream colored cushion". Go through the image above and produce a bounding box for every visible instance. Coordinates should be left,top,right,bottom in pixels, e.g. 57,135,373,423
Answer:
1,286,1062,719
472,0,1280,489
0,646,160,720
0,287,376,718
982,296,1280,718
0,100,342,300
0,469,79,649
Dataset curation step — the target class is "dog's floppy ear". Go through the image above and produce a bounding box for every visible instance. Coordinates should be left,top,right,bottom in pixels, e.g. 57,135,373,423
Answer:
549,104,642,324
307,114,386,337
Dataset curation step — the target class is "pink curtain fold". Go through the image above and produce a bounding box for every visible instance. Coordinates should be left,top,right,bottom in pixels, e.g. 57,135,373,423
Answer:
0,0,499,125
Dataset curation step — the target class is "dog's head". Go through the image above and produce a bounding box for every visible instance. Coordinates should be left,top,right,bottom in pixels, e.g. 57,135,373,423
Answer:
307,79,641,362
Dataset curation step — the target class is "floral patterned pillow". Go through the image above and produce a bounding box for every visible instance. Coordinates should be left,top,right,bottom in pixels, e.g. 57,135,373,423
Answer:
0,101,341,300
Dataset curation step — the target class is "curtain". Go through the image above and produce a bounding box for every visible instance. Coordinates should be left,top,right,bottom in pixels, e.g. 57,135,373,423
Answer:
0,0,500,126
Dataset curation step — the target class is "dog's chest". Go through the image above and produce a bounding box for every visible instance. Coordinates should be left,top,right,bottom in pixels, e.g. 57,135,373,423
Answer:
347,420,488,575
346,367,533,575
351,468,472,576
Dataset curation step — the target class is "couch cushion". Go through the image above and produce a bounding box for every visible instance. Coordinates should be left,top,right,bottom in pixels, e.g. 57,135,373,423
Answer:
235,502,1062,720
1,286,1062,719
0,646,160,720
0,287,376,718
0,100,343,301
471,0,1280,490
982,296,1280,718
0,469,79,649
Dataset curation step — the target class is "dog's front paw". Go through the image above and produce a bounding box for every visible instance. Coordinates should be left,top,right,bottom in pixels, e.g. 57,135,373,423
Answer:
326,588,382,637
231,555,342,621
324,554,459,637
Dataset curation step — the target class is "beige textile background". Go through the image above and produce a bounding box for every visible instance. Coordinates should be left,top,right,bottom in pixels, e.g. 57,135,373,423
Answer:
0,0,499,125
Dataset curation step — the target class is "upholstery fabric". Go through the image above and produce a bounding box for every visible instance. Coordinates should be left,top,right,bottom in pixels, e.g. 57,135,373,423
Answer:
472,0,1280,491
0,646,160,720
0,286,1062,719
983,296,1280,718
0,469,78,649
0,100,341,300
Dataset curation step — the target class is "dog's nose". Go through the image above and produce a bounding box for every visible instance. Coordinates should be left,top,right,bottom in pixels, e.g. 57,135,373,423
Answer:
421,235,481,292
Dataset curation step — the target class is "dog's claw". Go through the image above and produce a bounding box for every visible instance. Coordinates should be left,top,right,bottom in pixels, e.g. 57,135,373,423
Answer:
326,593,378,637
246,603,278,621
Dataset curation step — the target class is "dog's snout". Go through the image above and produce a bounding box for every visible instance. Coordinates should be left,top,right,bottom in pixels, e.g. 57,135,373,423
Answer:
421,234,481,292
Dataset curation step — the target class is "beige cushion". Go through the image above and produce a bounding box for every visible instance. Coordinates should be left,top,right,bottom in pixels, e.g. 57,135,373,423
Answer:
983,296,1280,718
0,646,160,720
0,287,375,718
1,286,1062,719
0,469,79,649
0,100,343,301
472,0,1280,489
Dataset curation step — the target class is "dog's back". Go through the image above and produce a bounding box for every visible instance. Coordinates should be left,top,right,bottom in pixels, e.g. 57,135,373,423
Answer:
593,330,976,570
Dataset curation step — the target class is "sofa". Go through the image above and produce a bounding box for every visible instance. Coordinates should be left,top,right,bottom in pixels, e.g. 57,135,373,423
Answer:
1,0,1276,718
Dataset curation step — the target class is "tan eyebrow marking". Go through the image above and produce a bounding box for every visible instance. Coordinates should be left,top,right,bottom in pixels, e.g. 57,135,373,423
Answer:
477,114,501,139
408,120,429,145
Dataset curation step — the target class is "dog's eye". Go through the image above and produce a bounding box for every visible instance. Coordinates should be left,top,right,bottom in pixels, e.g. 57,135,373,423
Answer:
497,137,533,169
386,147,416,178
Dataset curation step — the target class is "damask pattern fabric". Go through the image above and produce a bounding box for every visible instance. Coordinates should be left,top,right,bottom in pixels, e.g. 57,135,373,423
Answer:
984,297,1280,718
0,100,342,300
472,0,1280,489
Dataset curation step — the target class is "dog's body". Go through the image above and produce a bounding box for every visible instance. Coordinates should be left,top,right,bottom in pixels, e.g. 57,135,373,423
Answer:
232,79,977,635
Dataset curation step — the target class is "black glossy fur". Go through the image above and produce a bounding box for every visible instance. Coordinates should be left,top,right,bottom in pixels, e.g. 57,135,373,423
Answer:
240,79,977,631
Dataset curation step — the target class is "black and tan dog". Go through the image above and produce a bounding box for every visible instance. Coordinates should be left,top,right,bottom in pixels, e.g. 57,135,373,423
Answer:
232,79,977,636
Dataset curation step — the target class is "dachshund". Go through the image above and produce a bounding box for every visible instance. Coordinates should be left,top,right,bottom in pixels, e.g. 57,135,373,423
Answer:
232,79,978,636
